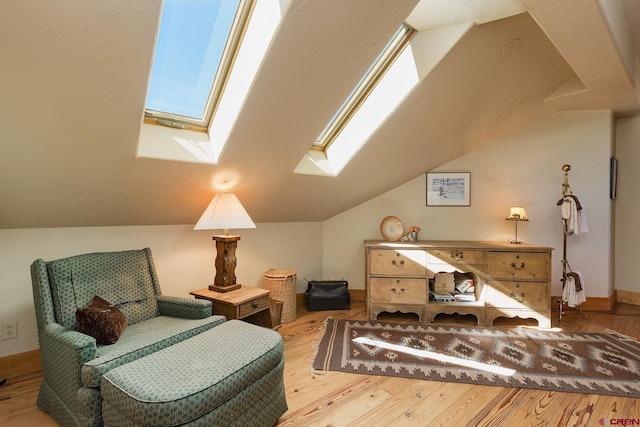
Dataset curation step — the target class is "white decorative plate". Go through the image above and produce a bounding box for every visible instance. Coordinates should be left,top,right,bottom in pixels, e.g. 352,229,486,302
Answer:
380,216,404,241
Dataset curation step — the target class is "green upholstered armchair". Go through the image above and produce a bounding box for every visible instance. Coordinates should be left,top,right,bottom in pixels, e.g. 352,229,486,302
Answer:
30,248,225,427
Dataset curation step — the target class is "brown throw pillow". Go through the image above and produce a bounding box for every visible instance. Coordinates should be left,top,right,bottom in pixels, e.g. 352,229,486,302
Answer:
76,296,128,345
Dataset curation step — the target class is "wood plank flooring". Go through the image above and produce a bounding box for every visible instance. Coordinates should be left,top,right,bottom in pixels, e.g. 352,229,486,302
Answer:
2,301,640,426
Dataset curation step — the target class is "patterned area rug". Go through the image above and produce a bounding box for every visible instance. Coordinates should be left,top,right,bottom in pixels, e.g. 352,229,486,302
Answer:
312,318,640,397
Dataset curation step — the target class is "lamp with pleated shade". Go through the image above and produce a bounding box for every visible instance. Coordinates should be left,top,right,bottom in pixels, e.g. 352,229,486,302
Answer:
505,206,529,244
194,193,256,292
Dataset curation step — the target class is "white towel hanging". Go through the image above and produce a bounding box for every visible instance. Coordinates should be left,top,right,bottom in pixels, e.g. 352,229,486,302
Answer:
562,271,586,308
562,197,580,234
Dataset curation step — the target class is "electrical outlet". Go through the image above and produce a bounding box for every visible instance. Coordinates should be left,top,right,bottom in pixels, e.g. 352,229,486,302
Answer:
2,320,18,340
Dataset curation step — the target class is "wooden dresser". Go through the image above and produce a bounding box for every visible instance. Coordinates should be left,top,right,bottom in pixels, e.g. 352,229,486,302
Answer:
365,240,552,328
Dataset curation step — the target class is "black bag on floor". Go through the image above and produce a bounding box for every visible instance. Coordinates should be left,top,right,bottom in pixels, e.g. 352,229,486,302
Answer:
305,280,350,311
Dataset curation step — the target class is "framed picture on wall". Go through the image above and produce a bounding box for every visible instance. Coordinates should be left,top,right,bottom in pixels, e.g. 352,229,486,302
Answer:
426,172,471,206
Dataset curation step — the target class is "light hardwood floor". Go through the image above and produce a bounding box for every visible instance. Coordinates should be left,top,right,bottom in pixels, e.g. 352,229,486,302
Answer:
2,300,640,426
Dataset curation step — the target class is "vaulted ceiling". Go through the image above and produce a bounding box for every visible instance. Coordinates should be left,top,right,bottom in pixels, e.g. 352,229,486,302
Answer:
1,0,639,229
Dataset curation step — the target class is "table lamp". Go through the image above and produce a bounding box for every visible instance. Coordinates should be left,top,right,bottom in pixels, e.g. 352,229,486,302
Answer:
505,206,529,244
194,193,256,292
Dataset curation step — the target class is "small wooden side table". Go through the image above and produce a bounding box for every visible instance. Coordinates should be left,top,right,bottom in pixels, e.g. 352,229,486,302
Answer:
190,286,273,328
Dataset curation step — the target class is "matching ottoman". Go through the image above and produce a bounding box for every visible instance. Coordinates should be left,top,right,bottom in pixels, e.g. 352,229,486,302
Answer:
100,319,287,426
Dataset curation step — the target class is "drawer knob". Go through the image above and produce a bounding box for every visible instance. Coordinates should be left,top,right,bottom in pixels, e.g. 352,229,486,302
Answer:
252,302,259,309
391,260,405,266
510,292,525,302
510,262,525,270
391,288,405,294
450,250,464,261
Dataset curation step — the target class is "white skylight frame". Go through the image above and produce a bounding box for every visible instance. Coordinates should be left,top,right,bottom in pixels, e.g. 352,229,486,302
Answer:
145,0,253,130
137,0,286,165
295,24,418,177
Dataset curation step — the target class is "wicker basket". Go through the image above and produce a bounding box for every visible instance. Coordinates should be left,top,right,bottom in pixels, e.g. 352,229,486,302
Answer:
263,269,296,323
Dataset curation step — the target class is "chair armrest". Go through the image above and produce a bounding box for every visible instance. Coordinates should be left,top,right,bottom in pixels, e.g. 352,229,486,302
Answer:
42,322,97,361
157,295,212,319
39,323,97,408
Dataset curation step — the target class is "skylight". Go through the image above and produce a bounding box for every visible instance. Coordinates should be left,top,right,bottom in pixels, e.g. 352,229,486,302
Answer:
313,24,416,150
145,0,253,129
138,0,285,165
294,24,417,177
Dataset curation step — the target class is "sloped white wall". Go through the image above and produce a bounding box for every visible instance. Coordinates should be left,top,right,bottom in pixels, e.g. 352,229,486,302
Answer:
0,110,624,360
323,110,614,301
0,222,322,358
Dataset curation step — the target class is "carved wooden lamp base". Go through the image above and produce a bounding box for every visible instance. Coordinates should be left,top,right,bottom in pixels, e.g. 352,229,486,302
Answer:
209,235,242,292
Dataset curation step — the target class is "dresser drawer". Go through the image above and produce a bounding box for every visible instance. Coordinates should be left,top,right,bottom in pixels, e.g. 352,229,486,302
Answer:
369,249,427,276
238,295,270,317
485,280,550,310
487,251,550,281
428,249,485,266
370,278,427,303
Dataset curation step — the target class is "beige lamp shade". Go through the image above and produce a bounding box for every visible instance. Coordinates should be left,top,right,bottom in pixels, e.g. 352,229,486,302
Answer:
505,206,529,222
194,193,256,235
505,206,529,244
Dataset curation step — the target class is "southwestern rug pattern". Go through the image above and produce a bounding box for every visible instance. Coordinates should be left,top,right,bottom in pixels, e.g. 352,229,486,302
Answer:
311,318,640,397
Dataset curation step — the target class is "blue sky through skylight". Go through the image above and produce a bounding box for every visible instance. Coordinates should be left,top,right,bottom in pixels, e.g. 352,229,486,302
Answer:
145,0,240,120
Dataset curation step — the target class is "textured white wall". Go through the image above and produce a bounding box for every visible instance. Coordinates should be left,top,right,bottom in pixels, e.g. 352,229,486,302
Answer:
0,222,322,357
0,110,628,359
615,115,640,293
323,110,614,299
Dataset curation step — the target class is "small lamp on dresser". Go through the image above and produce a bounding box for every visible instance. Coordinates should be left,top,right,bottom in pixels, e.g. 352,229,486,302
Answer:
505,206,529,244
